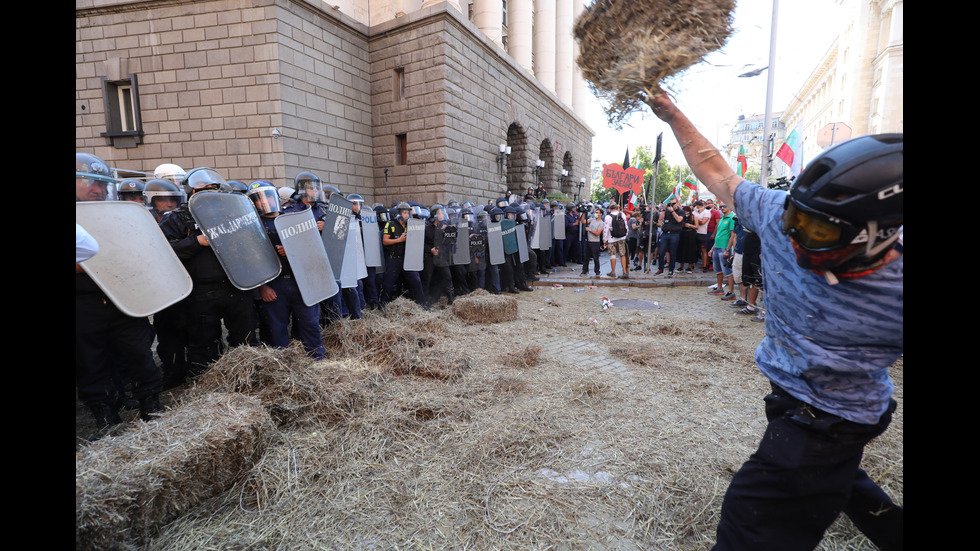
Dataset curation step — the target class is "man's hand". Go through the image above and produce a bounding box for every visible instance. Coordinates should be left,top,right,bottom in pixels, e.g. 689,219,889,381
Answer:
644,90,678,124
259,284,277,302
196,234,210,247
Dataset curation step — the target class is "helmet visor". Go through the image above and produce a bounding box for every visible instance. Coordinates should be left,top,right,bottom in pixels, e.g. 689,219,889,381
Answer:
782,199,848,251
249,187,281,215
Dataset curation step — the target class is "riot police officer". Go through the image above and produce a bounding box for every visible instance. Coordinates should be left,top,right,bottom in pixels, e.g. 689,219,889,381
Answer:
249,181,325,360
158,167,259,382
381,202,427,308
76,153,162,435
143,179,185,223
423,204,456,305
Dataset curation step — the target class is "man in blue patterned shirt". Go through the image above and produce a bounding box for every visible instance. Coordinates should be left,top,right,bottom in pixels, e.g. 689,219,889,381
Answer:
647,92,903,551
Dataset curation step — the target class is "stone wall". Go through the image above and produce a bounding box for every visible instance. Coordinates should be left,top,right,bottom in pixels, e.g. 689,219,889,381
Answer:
76,0,592,207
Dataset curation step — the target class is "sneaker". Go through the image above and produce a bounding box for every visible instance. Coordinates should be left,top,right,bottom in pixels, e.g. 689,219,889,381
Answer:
735,306,758,315
655,270,664,275
580,272,588,276
606,272,616,277
720,292,736,300
751,310,766,322
619,274,629,280
668,271,674,276
730,299,748,308
708,288,726,295
686,269,694,274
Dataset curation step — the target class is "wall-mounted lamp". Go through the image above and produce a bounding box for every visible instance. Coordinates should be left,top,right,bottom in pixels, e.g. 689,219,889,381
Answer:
496,144,511,173
576,177,586,200
534,159,545,182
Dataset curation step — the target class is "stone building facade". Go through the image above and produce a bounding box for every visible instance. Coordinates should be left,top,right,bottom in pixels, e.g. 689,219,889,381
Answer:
776,0,902,177
75,0,594,206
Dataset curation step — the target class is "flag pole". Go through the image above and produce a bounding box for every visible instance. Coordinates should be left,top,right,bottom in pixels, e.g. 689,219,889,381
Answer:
644,134,662,272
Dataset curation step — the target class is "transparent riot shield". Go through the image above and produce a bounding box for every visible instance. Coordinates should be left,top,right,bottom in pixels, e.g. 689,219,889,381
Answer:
553,206,566,240
359,210,384,269
188,192,281,290
274,208,339,306
487,221,505,265
321,195,355,282
433,221,457,268
404,217,426,271
469,219,487,272
76,201,193,317
339,214,366,288
529,207,541,249
452,212,471,266
515,223,530,263
540,211,552,251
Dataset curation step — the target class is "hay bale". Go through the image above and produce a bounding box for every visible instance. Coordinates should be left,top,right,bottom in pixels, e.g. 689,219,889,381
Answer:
75,392,275,550
451,289,518,324
574,0,736,128
186,343,371,427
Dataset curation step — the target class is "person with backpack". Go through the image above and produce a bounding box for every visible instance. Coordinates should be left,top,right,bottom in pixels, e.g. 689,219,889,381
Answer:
603,203,630,279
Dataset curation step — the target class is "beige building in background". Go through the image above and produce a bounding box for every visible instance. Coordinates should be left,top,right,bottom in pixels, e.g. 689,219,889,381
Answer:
775,0,903,179
76,0,594,206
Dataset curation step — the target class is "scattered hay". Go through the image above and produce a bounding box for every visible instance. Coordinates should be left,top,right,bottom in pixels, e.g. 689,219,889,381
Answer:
501,344,543,369
75,393,275,550
451,288,519,324
323,297,469,380
185,343,372,427
574,0,736,128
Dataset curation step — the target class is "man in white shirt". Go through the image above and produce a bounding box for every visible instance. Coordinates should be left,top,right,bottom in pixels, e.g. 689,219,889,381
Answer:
603,204,630,279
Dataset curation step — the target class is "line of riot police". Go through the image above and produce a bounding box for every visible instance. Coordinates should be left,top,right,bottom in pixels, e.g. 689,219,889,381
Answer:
76,152,607,438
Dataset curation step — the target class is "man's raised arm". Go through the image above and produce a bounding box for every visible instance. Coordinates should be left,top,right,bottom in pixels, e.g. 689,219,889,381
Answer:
644,92,742,207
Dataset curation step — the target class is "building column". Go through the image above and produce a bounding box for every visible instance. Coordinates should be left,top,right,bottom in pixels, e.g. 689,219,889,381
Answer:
534,0,556,94
555,0,573,105
473,0,504,48
571,0,588,115
509,0,534,72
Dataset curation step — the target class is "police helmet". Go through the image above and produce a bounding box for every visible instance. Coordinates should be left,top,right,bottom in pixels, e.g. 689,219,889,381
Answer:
489,206,504,223
247,180,281,215
782,133,903,272
279,186,296,205
144,179,186,209
76,153,116,202
182,167,228,195
323,184,341,201
294,172,322,202
226,180,248,194
117,179,146,202
429,203,446,221
153,163,186,187
375,204,391,224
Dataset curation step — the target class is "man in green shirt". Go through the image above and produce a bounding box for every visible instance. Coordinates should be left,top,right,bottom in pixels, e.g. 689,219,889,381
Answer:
709,203,738,299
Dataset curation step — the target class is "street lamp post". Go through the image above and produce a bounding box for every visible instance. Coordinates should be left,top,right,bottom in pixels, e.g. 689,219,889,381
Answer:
759,0,779,186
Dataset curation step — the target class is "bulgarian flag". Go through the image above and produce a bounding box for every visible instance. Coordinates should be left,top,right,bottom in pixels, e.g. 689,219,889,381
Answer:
776,123,804,176
736,145,747,178
674,176,699,204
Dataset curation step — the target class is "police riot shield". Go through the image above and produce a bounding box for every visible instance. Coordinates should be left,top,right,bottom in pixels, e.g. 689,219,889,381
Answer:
404,217,426,271
434,221,457,268
359,210,385,270
469,218,487,272
553,206,566,240
188,192,281,290
321,195,356,282
452,212,471,266
529,207,541,249
274,209,339,306
487,221,505,265
501,218,518,255
540,211,552,251
339,215,367,288
76,201,193,317
515,223,530,263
